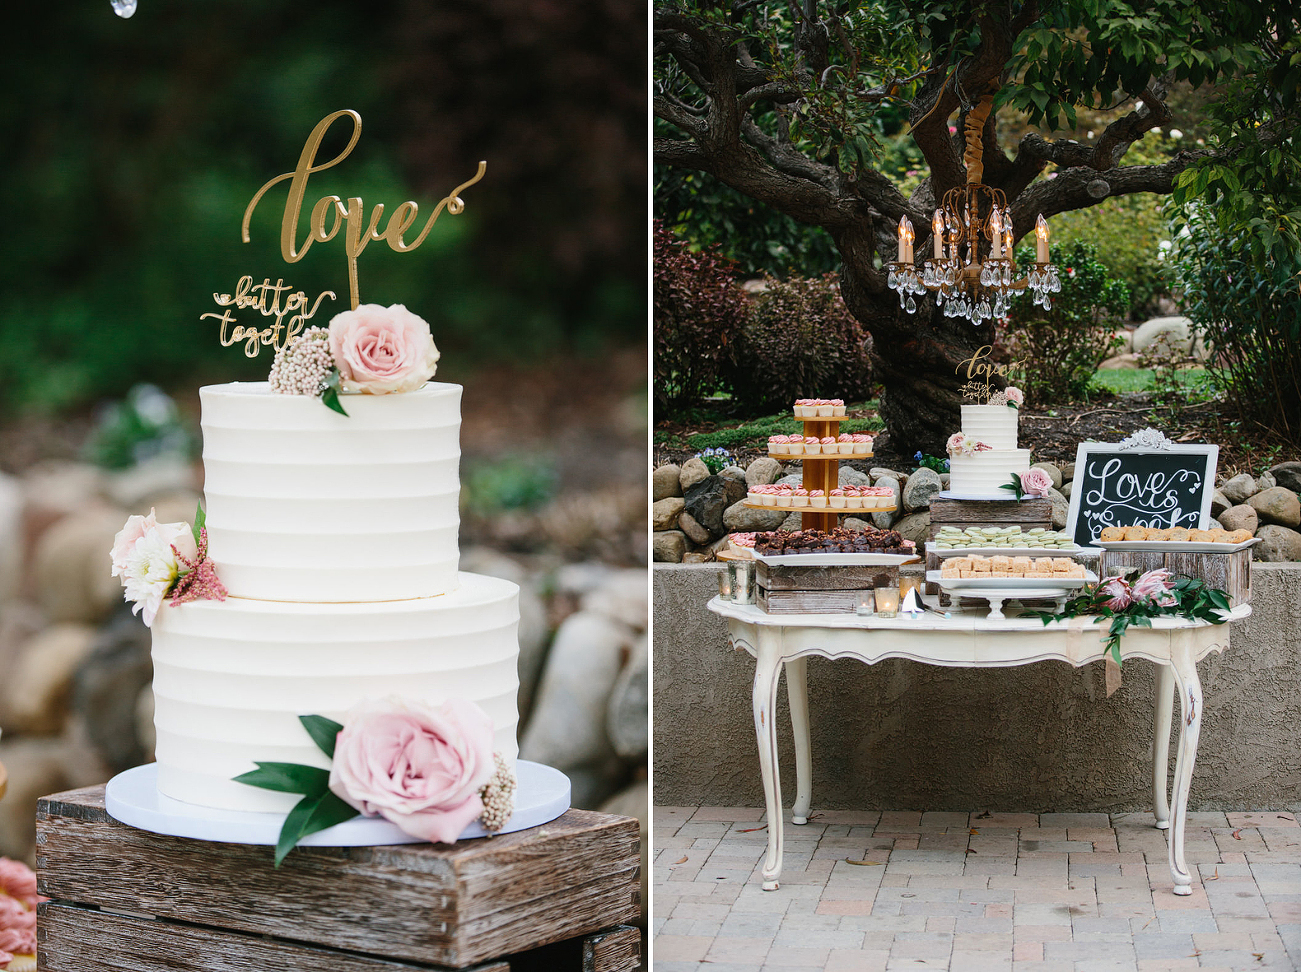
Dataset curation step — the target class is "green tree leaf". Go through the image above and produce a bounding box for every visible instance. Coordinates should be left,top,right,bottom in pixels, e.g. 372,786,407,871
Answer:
274,790,360,867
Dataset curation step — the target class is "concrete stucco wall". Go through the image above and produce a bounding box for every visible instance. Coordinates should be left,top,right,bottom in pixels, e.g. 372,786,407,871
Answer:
652,562,1301,812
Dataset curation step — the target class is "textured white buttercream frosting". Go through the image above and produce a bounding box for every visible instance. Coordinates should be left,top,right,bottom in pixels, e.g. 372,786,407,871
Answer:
151,572,520,813
201,381,460,602
948,404,1029,495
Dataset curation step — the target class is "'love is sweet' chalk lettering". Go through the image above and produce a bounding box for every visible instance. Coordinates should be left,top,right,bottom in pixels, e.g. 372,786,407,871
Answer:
241,109,485,311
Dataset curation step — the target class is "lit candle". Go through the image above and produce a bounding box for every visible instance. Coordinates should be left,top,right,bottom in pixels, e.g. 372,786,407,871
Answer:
903,217,915,263
1004,225,1014,256
874,586,900,617
932,210,944,259
1036,213,1049,264
989,208,1003,260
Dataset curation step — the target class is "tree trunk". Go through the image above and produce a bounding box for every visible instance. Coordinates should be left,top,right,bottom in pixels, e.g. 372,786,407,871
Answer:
839,265,1001,456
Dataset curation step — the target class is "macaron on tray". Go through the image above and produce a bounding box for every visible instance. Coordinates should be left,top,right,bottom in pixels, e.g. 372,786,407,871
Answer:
928,525,1080,556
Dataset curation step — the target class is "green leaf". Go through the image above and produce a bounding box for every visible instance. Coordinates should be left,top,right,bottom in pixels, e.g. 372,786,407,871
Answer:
192,502,206,545
299,714,344,759
274,790,360,867
322,385,349,416
234,762,330,795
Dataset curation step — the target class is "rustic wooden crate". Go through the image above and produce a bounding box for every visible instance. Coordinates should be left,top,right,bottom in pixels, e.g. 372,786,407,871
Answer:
1099,548,1251,606
36,786,641,972
925,497,1054,597
757,563,900,614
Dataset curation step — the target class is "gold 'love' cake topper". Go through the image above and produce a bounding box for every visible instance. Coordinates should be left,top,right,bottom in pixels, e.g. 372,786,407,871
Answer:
201,109,485,357
956,345,1024,403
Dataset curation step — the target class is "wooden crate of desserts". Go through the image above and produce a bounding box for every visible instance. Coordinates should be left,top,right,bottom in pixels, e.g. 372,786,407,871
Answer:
1099,548,1251,607
36,786,641,972
926,497,1053,595
757,562,901,614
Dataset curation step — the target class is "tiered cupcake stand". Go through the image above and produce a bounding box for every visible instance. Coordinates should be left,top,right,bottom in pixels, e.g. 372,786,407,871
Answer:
741,412,895,531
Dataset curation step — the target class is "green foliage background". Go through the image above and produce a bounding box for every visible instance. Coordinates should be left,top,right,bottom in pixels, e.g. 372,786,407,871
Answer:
2,0,644,416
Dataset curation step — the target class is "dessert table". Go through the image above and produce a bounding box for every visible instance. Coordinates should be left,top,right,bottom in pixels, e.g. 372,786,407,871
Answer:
708,594,1251,895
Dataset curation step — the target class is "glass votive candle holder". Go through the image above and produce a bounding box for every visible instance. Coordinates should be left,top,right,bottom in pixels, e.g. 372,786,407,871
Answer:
717,564,733,600
855,589,874,616
730,560,756,605
874,586,900,618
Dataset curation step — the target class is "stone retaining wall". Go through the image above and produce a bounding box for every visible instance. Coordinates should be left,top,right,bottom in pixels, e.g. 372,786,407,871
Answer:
652,562,1301,812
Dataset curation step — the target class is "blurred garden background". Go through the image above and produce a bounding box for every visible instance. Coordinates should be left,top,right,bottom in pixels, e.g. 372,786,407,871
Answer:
652,1,1300,564
0,0,649,909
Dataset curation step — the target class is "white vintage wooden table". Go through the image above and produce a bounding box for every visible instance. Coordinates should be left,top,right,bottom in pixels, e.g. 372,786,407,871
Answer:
708,595,1251,895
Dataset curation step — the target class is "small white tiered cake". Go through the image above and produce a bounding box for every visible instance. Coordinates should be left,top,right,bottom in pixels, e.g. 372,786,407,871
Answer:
947,403,1031,497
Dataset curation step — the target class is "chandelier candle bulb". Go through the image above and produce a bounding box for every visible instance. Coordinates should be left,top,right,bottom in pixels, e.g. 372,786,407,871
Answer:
1036,213,1050,263
933,210,944,258
898,216,908,262
989,208,1003,260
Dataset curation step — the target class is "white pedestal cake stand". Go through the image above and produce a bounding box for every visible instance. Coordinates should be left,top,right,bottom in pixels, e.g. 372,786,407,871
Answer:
105,760,570,846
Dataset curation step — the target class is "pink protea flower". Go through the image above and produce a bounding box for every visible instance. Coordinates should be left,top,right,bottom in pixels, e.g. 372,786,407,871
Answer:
1101,576,1133,611
1132,568,1176,606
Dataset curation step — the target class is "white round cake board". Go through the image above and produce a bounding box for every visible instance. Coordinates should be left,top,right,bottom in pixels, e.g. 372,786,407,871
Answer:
105,760,570,846
936,489,1035,502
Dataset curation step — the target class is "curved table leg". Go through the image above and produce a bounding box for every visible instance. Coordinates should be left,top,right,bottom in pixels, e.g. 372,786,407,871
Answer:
986,596,1006,620
1167,644,1203,895
752,628,786,891
1152,663,1175,830
786,656,813,825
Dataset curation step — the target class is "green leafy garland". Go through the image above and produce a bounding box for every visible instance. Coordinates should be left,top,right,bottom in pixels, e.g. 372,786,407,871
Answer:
1033,573,1233,666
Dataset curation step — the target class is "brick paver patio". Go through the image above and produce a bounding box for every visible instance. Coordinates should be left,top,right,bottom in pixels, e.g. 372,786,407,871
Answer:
653,806,1301,971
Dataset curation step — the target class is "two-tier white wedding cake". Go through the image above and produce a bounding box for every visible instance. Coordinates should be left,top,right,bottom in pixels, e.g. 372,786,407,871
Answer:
946,403,1031,497
150,381,520,814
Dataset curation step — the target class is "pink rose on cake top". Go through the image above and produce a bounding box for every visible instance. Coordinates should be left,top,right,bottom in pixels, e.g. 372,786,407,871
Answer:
329,303,440,394
329,697,495,845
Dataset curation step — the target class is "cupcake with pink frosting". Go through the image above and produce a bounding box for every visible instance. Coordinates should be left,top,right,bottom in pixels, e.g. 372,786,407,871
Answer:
820,436,836,453
853,433,873,455
832,399,846,416
829,488,846,509
768,434,787,456
804,436,821,455
837,433,853,455
787,435,805,455
843,486,863,510
791,487,809,508
809,489,827,509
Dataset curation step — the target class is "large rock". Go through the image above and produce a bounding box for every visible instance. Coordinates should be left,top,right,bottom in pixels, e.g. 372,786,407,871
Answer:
652,531,686,563
745,457,783,486
902,468,942,513
683,476,741,537
869,467,907,481
1061,462,1076,481
677,511,712,545
1061,480,1073,500
0,472,21,603
1,624,98,735
837,466,870,486
1210,489,1232,518
1221,473,1258,505
893,512,931,544
1269,461,1301,494
1031,462,1063,490
1046,487,1069,529
1257,472,1277,492
1254,525,1301,563
1218,504,1259,534
719,465,746,485
581,570,648,632
1098,353,1140,370
0,737,73,859
460,548,551,725
872,476,901,529
652,464,682,501
652,497,685,531
682,552,711,564
780,512,802,531
20,462,105,529
72,607,154,772
1132,316,1196,355
723,501,787,533
678,458,710,492
607,635,648,761
599,780,649,926
1248,487,1301,528
32,506,127,624
519,611,635,779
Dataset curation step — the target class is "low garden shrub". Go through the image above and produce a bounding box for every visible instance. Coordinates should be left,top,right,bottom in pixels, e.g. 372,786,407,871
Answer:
653,220,749,414
999,240,1129,406
728,274,873,414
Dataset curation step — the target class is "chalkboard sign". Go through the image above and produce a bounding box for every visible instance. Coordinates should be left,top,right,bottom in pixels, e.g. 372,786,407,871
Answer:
1065,439,1219,548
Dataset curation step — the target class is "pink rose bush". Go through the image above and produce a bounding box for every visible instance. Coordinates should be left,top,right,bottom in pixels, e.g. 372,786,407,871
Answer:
329,697,495,844
329,303,440,394
0,858,42,970
1019,467,1054,498
110,507,226,626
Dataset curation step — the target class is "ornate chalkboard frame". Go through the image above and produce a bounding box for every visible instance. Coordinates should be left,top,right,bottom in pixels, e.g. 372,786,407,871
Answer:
1065,436,1220,550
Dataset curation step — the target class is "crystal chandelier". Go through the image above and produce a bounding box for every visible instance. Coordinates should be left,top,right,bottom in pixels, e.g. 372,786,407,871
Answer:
887,93,1060,326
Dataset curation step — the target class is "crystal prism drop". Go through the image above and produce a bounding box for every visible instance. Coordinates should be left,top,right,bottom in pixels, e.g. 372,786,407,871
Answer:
111,0,137,16
888,269,898,289
906,296,917,314
978,299,991,319
1043,295,1052,310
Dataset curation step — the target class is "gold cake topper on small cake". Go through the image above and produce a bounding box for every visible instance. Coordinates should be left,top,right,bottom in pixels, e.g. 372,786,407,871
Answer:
956,345,1023,403
201,109,486,356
